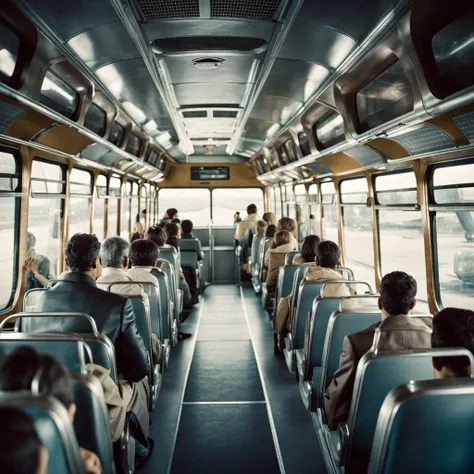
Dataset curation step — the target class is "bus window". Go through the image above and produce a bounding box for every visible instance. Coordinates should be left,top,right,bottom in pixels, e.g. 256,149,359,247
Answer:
29,159,65,282
108,176,121,237
212,188,264,227
0,150,20,310
93,174,107,241
274,186,282,219
159,188,210,227
284,184,295,220
269,187,276,215
69,168,92,236
295,184,307,240
431,161,474,308
121,182,131,240
308,184,320,237
321,181,338,243
0,21,19,80
130,181,139,226
375,170,428,310
340,177,375,289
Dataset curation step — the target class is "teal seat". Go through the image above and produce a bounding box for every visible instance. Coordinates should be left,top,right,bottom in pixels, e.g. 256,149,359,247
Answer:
341,346,450,473
369,378,474,474
72,374,116,474
158,258,181,331
160,247,181,300
0,393,85,474
258,238,271,284
285,251,301,265
251,234,265,291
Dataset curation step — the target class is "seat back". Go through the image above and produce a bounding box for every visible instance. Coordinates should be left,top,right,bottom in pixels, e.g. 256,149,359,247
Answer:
151,268,173,341
317,301,381,407
160,246,180,288
23,288,46,311
277,265,301,300
346,347,457,472
291,264,314,307
72,374,116,474
292,281,323,350
285,251,301,265
259,238,271,280
158,258,178,321
369,377,474,474
0,333,89,373
0,393,86,474
180,250,199,268
251,234,264,275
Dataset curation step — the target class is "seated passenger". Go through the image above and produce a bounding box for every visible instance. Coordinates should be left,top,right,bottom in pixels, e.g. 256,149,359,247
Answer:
233,211,242,226
265,224,277,238
274,239,345,340
263,212,277,226
234,203,259,242
292,234,320,265
130,222,144,243
432,307,474,378
32,233,150,384
0,347,101,474
256,219,268,238
181,219,204,261
127,239,161,287
324,271,432,430
23,232,55,290
265,230,295,296
0,407,48,474
309,214,319,235
171,218,181,225
277,217,298,250
159,208,178,227
164,222,181,251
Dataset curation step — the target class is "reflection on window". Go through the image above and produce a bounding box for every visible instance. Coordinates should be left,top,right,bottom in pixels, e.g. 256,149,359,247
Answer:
308,184,320,237
375,171,417,205
285,141,296,163
298,131,310,157
432,8,474,95
270,149,280,170
84,103,107,136
321,182,338,243
40,71,77,119
121,183,131,239
315,111,345,149
0,21,19,79
109,121,124,147
212,188,264,227
357,60,414,132
126,134,140,156
159,188,210,227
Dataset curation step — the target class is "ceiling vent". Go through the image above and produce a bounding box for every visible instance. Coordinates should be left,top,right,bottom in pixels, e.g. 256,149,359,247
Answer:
191,57,226,69
134,0,199,21
152,36,268,54
213,110,238,118
210,0,282,20
182,110,208,118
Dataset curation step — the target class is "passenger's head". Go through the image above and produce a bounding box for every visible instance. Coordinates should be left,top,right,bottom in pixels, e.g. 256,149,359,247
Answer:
432,308,474,378
129,239,159,267
65,233,102,279
164,222,180,240
315,240,340,269
181,219,194,235
274,230,291,248
100,236,130,269
165,208,178,220
262,212,276,226
0,407,48,474
266,224,277,238
310,214,315,220
247,203,257,215
278,217,296,234
256,220,268,236
146,225,168,248
0,347,75,419
27,232,36,250
171,218,181,224
378,271,417,317
301,235,321,263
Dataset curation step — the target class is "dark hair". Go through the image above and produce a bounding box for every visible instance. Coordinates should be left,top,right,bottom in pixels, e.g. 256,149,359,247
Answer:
164,222,180,239
0,407,43,474
181,219,193,234
129,239,159,266
432,308,474,377
166,208,178,219
265,224,277,238
65,233,101,272
310,214,315,219
247,203,257,215
301,235,321,263
0,347,73,408
379,271,417,316
146,226,167,247
235,212,240,215
171,218,181,224
316,240,340,269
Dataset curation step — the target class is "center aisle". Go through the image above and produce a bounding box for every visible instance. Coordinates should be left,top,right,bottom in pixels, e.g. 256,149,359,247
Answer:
168,284,283,474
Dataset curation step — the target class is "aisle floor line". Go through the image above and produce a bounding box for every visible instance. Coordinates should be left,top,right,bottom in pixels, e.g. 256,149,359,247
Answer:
239,286,287,474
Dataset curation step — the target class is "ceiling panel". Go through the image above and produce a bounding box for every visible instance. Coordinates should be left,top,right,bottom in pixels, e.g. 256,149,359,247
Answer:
68,21,140,71
279,24,358,71
261,59,330,103
174,83,247,106
164,55,257,84
243,118,280,140
250,95,302,124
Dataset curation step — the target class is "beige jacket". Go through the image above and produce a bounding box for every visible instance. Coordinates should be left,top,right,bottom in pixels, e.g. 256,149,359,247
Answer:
292,254,306,265
324,315,432,430
265,243,296,294
234,214,259,241
96,267,143,295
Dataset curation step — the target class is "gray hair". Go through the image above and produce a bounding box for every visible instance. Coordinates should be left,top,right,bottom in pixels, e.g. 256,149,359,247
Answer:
100,236,130,268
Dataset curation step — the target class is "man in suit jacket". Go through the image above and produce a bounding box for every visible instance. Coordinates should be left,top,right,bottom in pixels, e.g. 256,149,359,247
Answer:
30,233,150,383
180,219,204,261
324,271,432,430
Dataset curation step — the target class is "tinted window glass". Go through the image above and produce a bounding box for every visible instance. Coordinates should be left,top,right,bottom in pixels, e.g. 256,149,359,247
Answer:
269,149,280,170
432,162,474,204
109,121,124,146
158,156,167,172
70,168,92,196
279,146,289,165
375,171,417,205
357,60,414,132
315,111,345,149
321,181,338,242
31,160,65,195
40,71,77,119
148,151,159,167
0,21,19,79
254,157,266,175
84,103,107,136
212,188,264,227
432,9,474,94
126,134,140,156
0,151,19,191
284,141,296,163
340,177,369,204
298,131,310,157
